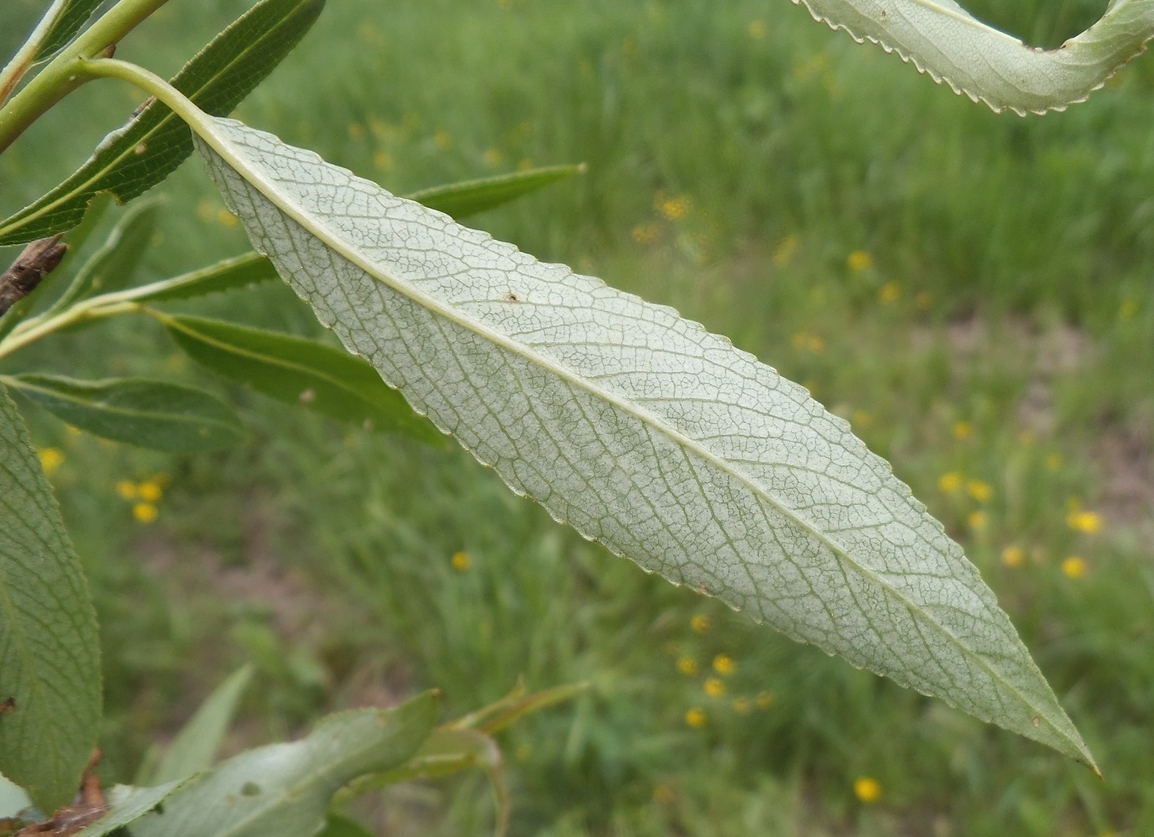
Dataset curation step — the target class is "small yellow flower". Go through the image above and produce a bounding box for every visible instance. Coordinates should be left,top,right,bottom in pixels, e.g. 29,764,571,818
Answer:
851,410,872,428
116,480,138,500
712,654,736,675
846,250,873,272
632,222,661,245
704,677,726,698
450,551,471,572
133,503,158,523
685,707,707,728
748,19,767,38
690,614,710,633
677,656,698,676
854,776,882,804
1061,556,1087,579
1001,546,1025,568
878,282,901,304
755,690,775,709
373,151,394,171
952,421,974,440
37,448,64,477
967,480,993,503
1066,510,1102,534
216,208,238,228
1119,299,1139,320
967,511,988,530
347,122,366,141
732,696,752,714
790,332,826,353
1045,452,1063,472
915,291,933,310
652,784,676,804
773,234,799,266
937,472,964,494
483,148,504,167
137,481,163,502
655,193,690,220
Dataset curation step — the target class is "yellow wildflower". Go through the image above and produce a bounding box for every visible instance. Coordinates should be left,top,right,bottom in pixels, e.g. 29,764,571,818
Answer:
685,707,707,728
704,678,726,697
655,193,690,220
434,129,452,150
116,480,138,500
691,614,710,633
732,696,752,714
755,690,775,709
483,148,504,168
967,511,988,530
133,503,158,524
37,448,64,477
937,472,964,494
712,654,736,675
450,551,471,572
1066,510,1102,534
216,208,238,228
952,421,973,440
137,481,163,502
373,151,394,171
632,223,661,245
677,656,698,676
748,19,767,38
878,282,900,304
1001,546,1025,568
347,123,366,141
773,234,799,266
846,250,873,272
1061,556,1087,579
854,776,882,804
1045,453,1063,471
967,480,993,503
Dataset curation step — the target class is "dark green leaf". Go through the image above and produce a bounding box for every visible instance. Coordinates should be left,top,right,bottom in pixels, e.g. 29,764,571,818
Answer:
129,251,278,303
0,0,326,245
129,694,438,837
163,315,443,445
147,665,253,785
33,0,105,62
0,386,101,811
407,164,584,220
6,373,246,451
315,815,377,837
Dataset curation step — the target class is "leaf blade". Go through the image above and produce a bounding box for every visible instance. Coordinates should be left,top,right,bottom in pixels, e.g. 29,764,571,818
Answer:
33,0,105,62
0,386,101,811
194,117,1095,769
7,374,246,451
126,251,278,303
407,164,584,220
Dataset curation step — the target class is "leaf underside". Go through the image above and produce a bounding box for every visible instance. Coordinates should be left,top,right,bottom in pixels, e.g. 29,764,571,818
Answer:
0,386,101,811
194,117,1094,768
793,0,1154,114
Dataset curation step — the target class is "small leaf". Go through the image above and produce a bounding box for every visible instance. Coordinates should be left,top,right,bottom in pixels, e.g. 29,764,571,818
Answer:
450,680,586,735
0,0,325,246
0,386,101,811
147,665,254,785
315,815,377,837
33,0,105,62
193,116,1096,769
6,374,246,451
161,315,443,444
128,693,438,837
407,164,584,220
791,0,1154,114
127,251,278,303
73,781,185,837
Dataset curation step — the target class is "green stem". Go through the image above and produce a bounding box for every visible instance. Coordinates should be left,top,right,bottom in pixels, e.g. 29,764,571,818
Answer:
0,0,69,107
0,298,139,360
0,0,171,155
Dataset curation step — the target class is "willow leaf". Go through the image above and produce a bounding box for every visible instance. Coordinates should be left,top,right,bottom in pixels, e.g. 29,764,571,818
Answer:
191,116,1094,769
0,386,100,811
407,164,584,220
33,0,105,62
794,0,1154,113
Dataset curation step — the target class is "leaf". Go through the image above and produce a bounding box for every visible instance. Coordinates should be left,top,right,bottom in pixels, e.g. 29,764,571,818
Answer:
315,815,377,837
73,781,184,837
0,386,101,811
407,164,584,220
791,0,1154,114
126,252,278,303
161,314,443,444
147,665,254,786
0,0,325,246
33,0,105,62
128,694,438,837
450,680,586,735
6,374,246,451
0,772,33,819
192,116,1097,769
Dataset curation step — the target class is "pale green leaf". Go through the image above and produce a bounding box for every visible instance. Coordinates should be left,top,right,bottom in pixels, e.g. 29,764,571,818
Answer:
129,694,438,837
73,781,185,837
147,665,254,786
792,0,1154,113
188,115,1098,770
6,374,246,451
0,772,33,819
0,386,101,811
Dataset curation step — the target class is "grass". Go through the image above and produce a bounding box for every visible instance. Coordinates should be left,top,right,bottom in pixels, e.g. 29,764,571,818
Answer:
2,0,1153,834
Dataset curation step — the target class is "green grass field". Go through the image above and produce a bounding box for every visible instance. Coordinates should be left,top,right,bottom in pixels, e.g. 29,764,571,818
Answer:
2,0,1153,834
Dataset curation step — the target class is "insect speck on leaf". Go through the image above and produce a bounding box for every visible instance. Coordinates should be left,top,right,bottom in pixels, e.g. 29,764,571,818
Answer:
501,291,521,302
134,143,147,155
299,388,316,403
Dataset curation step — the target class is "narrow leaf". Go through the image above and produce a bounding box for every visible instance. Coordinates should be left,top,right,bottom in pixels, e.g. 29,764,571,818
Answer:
193,116,1096,769
407,164,584,220
0,386,101,811
129,693,438,837
126,251,277,303
0,0,325,246
33,0,105,62
792,0,1154,114
6,373,246,451
161,314,443,444
73,781,184,837
148,665,253,786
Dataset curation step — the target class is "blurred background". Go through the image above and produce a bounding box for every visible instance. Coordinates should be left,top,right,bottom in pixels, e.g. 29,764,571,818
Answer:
1,0,1152,834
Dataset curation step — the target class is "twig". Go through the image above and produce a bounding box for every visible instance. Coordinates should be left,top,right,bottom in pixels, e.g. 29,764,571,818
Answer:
0,236,66,317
